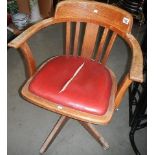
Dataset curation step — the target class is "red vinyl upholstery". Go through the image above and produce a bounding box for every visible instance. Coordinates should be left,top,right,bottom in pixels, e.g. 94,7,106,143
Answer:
29,56,113,115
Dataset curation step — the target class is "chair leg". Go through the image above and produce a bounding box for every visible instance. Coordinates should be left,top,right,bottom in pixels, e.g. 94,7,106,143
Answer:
79,121,109,150
40,116,69,154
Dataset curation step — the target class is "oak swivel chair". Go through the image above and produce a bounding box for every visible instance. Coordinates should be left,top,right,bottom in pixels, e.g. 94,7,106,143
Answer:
8,0,143,154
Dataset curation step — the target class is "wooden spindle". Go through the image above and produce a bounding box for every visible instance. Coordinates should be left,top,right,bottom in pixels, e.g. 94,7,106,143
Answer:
66,22,71,55
102,32,117,65
96,27,109,61
73,22,80,56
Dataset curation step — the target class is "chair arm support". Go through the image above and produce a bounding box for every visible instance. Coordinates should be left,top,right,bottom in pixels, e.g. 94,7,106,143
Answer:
19,42,37,77
124,33,144,83
8,17,56,49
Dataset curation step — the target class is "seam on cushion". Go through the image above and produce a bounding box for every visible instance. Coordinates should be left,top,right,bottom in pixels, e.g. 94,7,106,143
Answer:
59,62,85,93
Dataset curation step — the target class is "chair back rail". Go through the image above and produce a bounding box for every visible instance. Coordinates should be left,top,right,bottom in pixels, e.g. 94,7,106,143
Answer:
55,1,133,33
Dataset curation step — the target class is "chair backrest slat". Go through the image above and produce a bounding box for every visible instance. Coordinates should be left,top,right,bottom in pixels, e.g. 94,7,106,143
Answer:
101,32,117,64
73,22,80,56
95,27,109,61
66,22,71,55
81,23,99,58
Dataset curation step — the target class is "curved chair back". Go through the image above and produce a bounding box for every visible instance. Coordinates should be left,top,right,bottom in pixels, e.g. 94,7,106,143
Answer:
55,0,133,64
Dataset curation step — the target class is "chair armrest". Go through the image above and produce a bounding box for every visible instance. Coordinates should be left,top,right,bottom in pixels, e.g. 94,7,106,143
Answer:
124,33,144,83
8,17,58,77
8,17,56,48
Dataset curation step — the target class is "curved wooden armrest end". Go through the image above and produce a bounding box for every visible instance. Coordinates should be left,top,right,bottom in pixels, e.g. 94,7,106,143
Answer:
8,17,55,49
8,40,18,49
125,33,144,83
130,66,144,83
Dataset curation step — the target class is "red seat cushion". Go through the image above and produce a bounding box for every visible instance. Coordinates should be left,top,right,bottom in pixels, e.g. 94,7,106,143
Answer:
29,56,113,115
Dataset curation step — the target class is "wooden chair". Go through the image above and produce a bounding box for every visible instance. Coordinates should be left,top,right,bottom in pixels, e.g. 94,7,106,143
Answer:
8,0,143,154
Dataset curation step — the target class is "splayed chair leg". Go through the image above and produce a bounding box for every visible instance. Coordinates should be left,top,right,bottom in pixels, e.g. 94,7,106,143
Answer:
40,116,69,154
79,121,109,150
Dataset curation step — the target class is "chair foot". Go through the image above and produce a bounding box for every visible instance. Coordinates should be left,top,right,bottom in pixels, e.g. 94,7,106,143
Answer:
79,121,109,150
40,116,69,154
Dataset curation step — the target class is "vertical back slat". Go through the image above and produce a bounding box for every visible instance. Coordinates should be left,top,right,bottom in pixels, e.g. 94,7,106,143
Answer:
102,32,117,64
73,22,80,56
95,27,109,61
66,22,71,55
81,23,99,58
